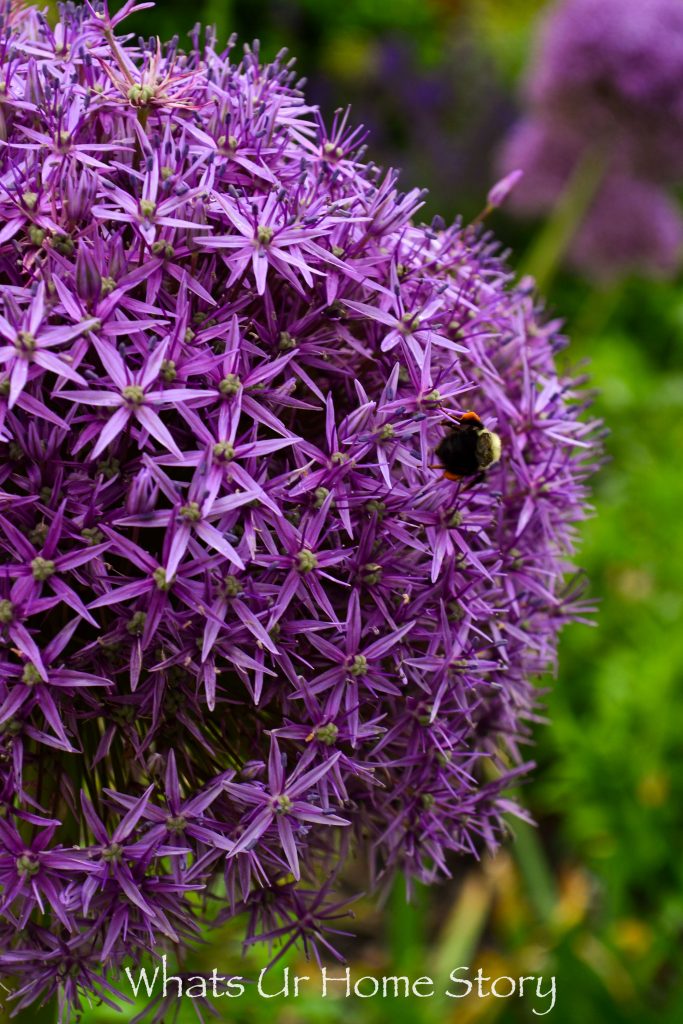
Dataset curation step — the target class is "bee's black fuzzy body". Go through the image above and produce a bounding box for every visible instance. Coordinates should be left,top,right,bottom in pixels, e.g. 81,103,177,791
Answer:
435,410,502,481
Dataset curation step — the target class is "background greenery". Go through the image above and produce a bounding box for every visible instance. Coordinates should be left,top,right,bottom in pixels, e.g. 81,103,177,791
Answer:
39,0,683,1021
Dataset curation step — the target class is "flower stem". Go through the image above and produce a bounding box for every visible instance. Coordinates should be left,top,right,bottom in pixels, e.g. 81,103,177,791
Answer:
572,278,624,339
520,147,606,293
431,868,493,1000
510,818,557,922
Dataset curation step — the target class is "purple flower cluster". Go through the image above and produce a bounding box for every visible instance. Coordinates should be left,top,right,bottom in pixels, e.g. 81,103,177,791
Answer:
499,0,683,278
0,1,598,1017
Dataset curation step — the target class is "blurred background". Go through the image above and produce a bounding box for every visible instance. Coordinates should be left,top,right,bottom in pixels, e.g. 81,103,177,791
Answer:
65,0,683,1021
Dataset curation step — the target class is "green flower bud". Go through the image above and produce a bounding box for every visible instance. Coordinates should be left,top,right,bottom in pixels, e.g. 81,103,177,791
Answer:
31,557,55,581
296,548,318,573
126,611,147,636
22,663,42,686
219,374,241,396
315,723,339,745
349,654,368,677
122,385,145,405
274,795,292,815
179,501,201,522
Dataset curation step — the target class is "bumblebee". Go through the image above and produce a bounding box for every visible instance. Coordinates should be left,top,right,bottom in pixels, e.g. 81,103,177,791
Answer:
434,410,502,482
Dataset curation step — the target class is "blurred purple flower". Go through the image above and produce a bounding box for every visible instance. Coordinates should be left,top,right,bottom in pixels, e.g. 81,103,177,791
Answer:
571,176,683,279
499,0,683,277
528,0,683,180
0,1,600,1017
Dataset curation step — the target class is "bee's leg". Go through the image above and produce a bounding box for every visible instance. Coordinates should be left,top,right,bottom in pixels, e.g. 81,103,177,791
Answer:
441,409,464,424
428,464,463,480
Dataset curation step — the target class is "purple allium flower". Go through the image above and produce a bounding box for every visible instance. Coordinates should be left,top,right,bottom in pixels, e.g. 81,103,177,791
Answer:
527,0,683,181
498,0,683,277
0,1,599,1017
569,175,683,280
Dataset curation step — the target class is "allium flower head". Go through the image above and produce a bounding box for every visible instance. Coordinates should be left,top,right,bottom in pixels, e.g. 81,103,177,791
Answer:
0,1,599,1017
499,0,683,277
569,175,683,280
527,0,683,180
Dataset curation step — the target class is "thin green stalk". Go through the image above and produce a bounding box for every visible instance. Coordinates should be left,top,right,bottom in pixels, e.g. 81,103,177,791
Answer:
480,762,557,925
572,278,624,340
431,870,493,1001
521,147,607,293
387,879,429,1024
389,876,426,968
509,818,557,923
